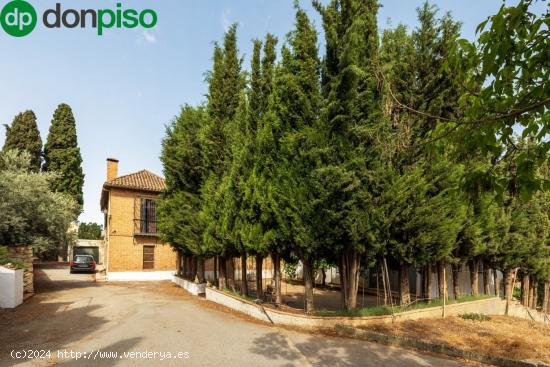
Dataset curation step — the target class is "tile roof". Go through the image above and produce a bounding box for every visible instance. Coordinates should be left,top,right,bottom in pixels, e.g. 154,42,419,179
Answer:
104,170,166,192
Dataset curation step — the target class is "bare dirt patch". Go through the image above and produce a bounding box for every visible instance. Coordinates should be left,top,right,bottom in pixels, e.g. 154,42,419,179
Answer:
364,316,550,363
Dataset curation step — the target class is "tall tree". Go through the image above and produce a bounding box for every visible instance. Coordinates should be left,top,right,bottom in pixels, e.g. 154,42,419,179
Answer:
78,222,103,240
157,105,207,279
314,0,384,310
220,34,279,299
2,110,42,171
43,104,84,208
200,24,244,289
269,6,323,313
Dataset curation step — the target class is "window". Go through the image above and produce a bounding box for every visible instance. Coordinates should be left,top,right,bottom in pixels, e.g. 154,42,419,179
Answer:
143,246,155,270
139,199,157,235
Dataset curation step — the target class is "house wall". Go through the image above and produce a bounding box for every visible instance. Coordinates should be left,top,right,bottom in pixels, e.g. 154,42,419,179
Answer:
106,188,176,272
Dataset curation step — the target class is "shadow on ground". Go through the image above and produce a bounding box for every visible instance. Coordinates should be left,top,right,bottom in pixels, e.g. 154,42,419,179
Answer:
250,331,449,367
0,265,105,367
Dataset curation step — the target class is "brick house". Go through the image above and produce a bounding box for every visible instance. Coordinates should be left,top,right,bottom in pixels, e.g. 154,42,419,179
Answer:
100,158,177,281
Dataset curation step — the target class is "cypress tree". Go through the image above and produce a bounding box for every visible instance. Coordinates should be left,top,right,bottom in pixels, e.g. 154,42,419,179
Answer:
43,104,84,208
157,105,206,279
2,110,42,171
219,34,279,298
268,6,322,313
200,24,244,289
314,0,383,310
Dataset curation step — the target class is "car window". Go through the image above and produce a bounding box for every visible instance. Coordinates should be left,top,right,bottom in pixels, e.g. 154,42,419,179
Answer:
75,256,93,263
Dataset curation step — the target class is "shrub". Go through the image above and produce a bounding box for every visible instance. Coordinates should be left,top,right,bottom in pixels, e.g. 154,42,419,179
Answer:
459,313,491,322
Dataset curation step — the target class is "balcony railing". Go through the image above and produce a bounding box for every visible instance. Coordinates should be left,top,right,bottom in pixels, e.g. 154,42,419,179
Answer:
134,219,158,236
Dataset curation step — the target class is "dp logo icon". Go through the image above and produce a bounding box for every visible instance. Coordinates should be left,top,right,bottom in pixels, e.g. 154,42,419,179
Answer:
1,0,37,37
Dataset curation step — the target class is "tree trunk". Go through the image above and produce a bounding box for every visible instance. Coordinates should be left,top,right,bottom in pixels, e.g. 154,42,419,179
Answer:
504,268,518,316
197,258,205,283
437,261,448,301
338,259,346,309
504,269,514,301
182,256,187,278
241,255,248,296
181,254,187,278
321,268,326,287
426,264,433,301
255,255,264,299
302,257,315,314
529,282,538,310
494,269,500,298
214,256,218,287
176,251,182,276
227,257,235,291
271,252,282,305
340,249,361,310
398,263,411,305
483,265,491,295
381,265,388,306
469,258,479,296
191,256,198,280
544,282,550,313
218,256,227,290
521,274,530,307
452,264,460,300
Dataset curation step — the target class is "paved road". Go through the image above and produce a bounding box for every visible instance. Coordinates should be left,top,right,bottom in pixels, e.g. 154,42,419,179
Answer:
0,265,471,367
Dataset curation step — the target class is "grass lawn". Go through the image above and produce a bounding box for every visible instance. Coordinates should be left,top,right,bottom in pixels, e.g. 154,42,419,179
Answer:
314,295,494,317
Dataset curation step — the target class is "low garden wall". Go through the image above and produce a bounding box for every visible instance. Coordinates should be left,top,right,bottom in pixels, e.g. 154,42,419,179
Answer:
172,275,206,295
7,245,34,296
205,287,512,328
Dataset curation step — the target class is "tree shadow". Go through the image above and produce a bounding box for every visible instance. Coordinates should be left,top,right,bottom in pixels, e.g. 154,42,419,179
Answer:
34,266,98,293
0,300,108,367
250,330,460,367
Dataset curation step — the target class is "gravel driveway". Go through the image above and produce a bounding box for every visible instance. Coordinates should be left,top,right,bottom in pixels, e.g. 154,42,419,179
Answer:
0,264,471,367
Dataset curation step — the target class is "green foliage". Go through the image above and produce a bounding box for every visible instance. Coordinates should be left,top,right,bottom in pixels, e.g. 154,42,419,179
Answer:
2,110,42,171
43,103,85,208
78,222,103,240
0,150,80,258
157,1,550,311
200,24,244,258
270,6,323,261
459,313,491,322
0,245,25,269
450,0,549,197
157,105,206,256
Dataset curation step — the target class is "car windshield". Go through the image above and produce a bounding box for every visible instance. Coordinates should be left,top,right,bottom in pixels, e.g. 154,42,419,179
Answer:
75,256,93,263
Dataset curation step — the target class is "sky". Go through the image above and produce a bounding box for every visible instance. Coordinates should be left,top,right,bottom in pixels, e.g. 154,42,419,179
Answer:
0,0,542,224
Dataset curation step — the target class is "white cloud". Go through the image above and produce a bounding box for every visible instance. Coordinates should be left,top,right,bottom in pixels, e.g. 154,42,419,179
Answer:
221,8,231,31
142,30,157,44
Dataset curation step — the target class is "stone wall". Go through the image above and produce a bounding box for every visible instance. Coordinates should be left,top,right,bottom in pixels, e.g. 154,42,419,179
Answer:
7,245,34,296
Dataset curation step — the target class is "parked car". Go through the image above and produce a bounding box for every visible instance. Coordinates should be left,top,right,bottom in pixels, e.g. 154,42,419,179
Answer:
70,255,96,273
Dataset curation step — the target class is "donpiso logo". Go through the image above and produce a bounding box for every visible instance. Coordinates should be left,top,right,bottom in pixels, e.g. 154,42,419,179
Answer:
0,1,157,37
0,0,37,37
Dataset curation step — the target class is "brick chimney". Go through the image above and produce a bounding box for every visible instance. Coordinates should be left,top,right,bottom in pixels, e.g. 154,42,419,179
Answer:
107,158,119,181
